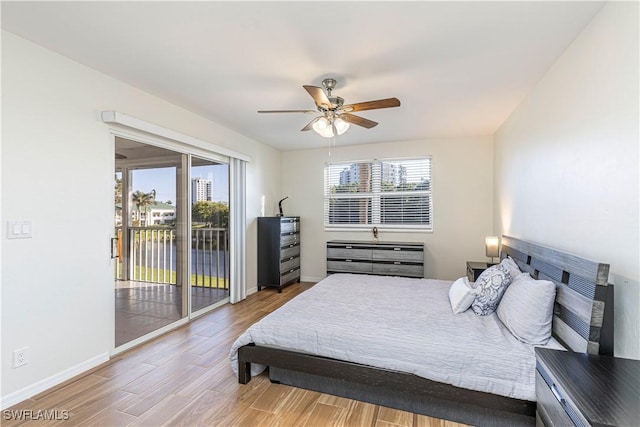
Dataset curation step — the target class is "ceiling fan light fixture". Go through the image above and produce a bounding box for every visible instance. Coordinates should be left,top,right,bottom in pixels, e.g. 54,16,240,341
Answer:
334,118,350,135
312,117,350,138
259,78,398,138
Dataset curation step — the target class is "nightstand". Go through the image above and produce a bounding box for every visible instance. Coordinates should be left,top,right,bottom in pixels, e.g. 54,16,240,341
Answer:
466,261,489,282
535,347,639,427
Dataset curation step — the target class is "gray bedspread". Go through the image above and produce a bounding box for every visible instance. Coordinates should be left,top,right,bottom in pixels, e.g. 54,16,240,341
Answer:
230,273,560,401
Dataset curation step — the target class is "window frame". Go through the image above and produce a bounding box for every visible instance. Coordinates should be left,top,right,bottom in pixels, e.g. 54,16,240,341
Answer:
324,156,433,232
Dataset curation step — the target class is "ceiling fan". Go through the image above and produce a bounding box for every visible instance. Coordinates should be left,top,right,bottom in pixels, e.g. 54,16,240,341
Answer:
258,78,401,138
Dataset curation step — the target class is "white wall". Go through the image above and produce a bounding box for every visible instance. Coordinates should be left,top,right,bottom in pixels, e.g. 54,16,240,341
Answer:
494,2,639,359
0,31,281,405
281,137,494,282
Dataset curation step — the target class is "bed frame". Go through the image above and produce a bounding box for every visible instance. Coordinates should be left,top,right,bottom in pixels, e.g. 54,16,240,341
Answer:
237,236,614,426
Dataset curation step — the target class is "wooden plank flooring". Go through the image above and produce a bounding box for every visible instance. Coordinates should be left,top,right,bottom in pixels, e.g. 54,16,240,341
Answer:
4,283,466,427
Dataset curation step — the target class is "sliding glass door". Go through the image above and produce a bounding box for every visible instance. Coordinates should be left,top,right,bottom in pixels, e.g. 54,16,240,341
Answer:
190,157,230,313
114,139,230,348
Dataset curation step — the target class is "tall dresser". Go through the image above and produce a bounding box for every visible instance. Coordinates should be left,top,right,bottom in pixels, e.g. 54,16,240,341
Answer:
257,216,301,292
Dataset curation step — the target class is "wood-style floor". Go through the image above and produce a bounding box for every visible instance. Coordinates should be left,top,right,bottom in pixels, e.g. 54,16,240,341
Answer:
115,281,229,346
5,283,465,427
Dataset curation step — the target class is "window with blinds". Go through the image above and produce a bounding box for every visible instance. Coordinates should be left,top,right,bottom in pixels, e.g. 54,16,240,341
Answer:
324,157,432,230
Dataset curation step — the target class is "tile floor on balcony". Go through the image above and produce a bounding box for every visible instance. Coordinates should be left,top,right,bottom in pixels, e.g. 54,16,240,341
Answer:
115,281,229,347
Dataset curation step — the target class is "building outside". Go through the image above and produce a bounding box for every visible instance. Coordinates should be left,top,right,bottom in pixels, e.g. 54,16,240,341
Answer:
115,201,176,226
338,163,407,186
381,162,407,186
146,201,176,225
339,165,357,185
192,178,212,204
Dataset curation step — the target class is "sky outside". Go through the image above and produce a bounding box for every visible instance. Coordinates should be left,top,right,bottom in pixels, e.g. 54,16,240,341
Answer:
130,164,229,204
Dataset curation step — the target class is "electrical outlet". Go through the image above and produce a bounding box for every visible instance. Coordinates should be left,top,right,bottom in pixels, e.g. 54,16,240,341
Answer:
13,347,29,368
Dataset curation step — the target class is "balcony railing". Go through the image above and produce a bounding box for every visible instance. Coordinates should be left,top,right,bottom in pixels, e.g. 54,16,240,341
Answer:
115,226,229,289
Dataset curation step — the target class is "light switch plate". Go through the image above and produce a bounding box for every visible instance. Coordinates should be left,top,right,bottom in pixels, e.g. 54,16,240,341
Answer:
7,221,32,239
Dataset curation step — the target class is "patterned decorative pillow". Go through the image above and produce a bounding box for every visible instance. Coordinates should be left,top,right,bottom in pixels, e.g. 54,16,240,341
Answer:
500,256,522,280
471,264,512,316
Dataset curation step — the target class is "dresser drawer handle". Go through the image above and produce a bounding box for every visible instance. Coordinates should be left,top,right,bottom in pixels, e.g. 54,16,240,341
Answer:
289,257,294,260
346,246,352,249
345,259,352,262
393,247,401,251
550,384,565,405
394,261,401,265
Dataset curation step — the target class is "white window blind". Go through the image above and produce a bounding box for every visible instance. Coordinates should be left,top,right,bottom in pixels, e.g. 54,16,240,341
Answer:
324,157,432,230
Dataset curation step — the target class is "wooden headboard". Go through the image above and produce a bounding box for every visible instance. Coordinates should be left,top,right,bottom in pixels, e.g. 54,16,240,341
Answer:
500,235,614,356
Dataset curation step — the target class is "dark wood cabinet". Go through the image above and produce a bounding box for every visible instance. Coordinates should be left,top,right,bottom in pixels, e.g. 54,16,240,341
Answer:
466,261,490,282
535,347,639,427
327,240,424,278
257,217,300,292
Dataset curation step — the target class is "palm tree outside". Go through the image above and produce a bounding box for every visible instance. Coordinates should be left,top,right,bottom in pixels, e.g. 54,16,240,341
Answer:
132,190,156,226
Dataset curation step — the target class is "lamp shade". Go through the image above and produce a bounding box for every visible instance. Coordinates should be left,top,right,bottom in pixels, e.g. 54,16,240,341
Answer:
485,236,500,258
312,117,350,138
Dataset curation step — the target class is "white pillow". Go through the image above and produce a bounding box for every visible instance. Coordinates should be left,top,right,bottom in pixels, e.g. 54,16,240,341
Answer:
448,277,476,314
500,256,522,280
497,273,556,345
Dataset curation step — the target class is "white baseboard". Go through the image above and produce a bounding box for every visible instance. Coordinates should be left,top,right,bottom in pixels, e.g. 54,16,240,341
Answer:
301,275,324,283
0,352,109,410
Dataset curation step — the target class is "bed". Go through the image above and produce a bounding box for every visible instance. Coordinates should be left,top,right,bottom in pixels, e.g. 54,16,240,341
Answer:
231,236,614,426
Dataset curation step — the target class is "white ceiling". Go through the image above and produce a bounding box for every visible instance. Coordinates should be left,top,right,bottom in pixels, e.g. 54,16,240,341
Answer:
1,1,604,151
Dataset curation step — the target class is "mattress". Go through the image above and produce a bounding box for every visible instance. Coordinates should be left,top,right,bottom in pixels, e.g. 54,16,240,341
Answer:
229,273,562,401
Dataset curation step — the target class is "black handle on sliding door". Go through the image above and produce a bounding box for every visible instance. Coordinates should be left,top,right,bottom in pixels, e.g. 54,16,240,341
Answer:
111,237,119,259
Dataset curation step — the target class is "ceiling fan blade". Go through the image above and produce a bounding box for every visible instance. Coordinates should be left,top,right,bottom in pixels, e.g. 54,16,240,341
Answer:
301,117,321,131
343,97,401,112
341,113,378,129
258,109,316,114
303,85,332,109
115,153,127,160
